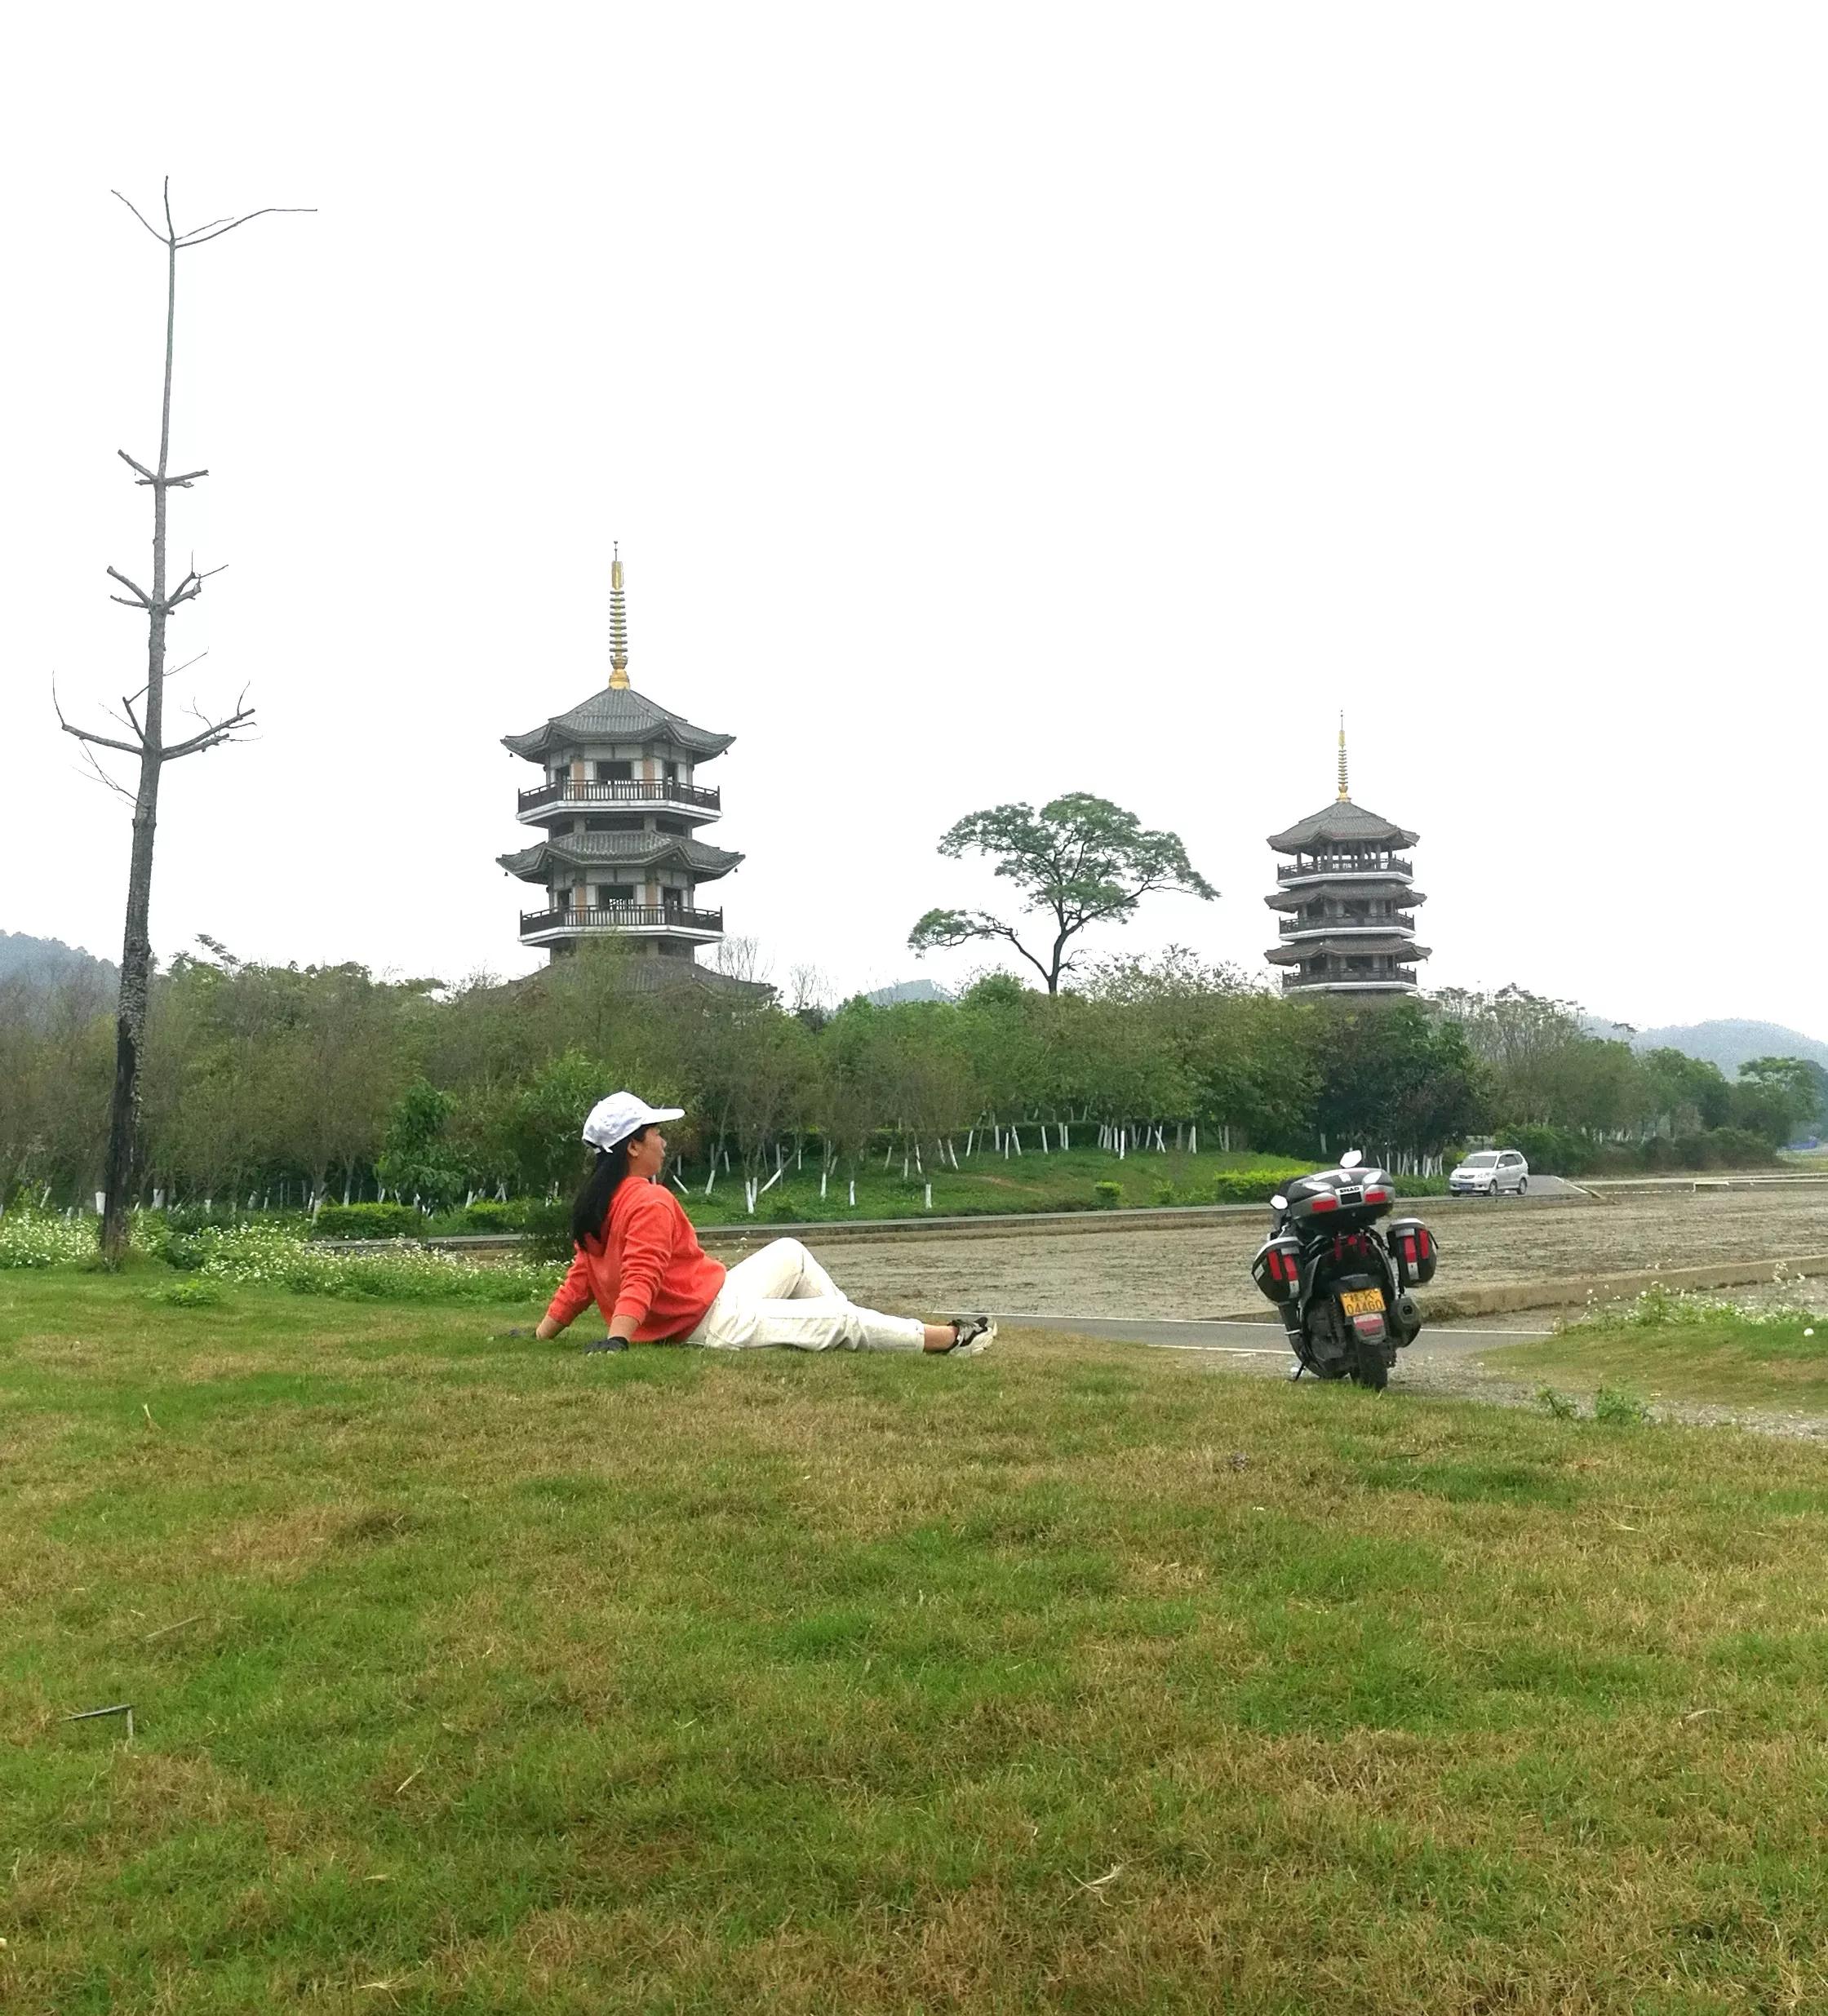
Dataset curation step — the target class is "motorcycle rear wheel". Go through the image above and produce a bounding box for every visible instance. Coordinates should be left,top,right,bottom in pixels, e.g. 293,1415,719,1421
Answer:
1349,1342,1390,1391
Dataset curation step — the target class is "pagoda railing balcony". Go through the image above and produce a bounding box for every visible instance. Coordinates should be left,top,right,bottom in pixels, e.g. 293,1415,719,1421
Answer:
1276,856,1413,882
519,903,725,942
1279,913,1417,937
1280,967,1420,994
517,777,721,817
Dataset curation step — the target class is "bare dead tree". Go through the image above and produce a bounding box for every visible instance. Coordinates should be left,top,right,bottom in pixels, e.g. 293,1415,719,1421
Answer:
59,180,311,1265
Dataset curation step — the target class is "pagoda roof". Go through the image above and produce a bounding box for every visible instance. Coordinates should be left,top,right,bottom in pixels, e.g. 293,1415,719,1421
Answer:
1267,797,1419,853
1267,937,1433,966
1266,884,1427,912
595,956,773,1001
498,831,744,884
503,685,734,764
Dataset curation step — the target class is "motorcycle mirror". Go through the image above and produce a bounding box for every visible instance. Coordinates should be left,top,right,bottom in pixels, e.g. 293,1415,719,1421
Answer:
1270,1194,1288,1212
1339,1149,1364,1170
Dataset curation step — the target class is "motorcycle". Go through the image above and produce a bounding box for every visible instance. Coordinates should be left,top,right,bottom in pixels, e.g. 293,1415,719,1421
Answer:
1249,1150,1439,1389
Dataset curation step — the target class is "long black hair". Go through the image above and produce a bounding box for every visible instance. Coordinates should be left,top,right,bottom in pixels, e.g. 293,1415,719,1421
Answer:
570,1126,654,1248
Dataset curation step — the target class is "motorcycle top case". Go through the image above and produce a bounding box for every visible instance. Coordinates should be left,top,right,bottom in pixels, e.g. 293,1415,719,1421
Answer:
1282,1168,1398,1226
1251,1234,1302,1305
1387,1216,1439,1286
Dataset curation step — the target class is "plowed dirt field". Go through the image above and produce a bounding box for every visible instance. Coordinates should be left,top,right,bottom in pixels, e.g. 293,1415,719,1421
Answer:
818,1187,1828,1321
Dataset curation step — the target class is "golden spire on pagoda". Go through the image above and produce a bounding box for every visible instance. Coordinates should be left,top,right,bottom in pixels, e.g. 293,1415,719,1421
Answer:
608,543,631,689
1337,711,1350,800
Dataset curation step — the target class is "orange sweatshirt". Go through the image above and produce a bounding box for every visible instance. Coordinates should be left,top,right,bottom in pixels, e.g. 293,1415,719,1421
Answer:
545,1180,727,1341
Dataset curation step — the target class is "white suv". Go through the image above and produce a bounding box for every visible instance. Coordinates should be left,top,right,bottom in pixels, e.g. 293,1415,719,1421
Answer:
1449,1149,1529,1197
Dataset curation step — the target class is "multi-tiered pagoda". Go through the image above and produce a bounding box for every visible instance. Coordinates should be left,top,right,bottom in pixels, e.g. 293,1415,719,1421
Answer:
1264,724,1430,996
499,552,743,966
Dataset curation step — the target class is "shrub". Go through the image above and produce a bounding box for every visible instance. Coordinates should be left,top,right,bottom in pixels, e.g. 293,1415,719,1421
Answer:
163,1204,249,1233
1534,1384,1579,1420
1092,1181,1123,1209
1681,1128,1774,1171
1501,1125,1592,1176
519,1199,576,1265
461,1199,526,1234
1594,1385,1653,1426
149,1276,227,1308
314,1203,424,1241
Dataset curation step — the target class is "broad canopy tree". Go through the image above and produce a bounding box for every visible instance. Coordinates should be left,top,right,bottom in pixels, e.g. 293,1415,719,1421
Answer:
908,793,1216,994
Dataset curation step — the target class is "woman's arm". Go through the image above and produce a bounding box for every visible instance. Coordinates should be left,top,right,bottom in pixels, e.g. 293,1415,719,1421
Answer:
537,1247,597,1340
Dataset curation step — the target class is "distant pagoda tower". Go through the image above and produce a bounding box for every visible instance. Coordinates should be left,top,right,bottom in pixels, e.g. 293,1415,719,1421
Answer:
499,548,743,965
1264,720,1430,997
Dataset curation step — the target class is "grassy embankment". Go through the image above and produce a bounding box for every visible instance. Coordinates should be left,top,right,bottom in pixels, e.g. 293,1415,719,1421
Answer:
8,1272,1828,2011
445,1146,1445,1235
1482,1283,1828,1415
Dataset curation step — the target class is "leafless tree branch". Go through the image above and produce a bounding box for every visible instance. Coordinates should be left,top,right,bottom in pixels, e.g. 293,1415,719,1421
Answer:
60,718,144,757
104,565,153,607
165,697,256,761
51,673,142,754
73,739,138,803
118,448,209,490
109,188,166,243
177,206,317,246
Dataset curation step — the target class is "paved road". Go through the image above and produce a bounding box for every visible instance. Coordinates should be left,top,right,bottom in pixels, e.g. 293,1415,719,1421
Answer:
999,1310,1555,1372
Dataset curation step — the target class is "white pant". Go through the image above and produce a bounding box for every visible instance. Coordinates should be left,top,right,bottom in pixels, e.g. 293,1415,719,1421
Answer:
684,1238,928,1354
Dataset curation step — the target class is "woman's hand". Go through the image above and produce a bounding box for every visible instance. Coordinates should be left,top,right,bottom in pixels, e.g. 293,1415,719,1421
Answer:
535,1316,563,1342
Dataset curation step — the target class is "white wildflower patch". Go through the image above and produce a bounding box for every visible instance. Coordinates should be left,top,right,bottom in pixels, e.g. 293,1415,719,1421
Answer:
0,1212,99,1269
2,1209,556,1305
182,1221,556,1304
1564,1277,1825,1333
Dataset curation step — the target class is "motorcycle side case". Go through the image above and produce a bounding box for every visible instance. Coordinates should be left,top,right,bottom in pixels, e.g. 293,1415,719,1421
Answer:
1387,1217,1439,1287
1251,1234,1303,1305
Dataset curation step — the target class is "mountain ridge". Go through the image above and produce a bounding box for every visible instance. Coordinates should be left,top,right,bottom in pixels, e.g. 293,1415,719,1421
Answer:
1599,1017,1828,1075
0,930,117,990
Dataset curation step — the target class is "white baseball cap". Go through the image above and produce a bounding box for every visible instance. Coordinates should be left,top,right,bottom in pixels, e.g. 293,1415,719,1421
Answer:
581,1091,686,1153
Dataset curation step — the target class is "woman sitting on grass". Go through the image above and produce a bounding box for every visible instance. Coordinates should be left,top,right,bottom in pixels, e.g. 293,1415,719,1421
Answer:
533,1093,996,1358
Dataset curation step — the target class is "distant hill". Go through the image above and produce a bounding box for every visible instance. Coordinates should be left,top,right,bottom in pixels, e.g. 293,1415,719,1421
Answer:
863,978,952,1007
0,931,116,992
1628,1018,1828,1076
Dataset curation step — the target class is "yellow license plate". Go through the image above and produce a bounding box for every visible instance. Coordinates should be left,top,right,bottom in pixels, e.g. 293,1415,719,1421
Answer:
1339,1288,1386,1317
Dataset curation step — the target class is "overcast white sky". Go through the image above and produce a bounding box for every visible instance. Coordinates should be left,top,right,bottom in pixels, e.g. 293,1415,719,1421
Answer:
5,4,1822,1035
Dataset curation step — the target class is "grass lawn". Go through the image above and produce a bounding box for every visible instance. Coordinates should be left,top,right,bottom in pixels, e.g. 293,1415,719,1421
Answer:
1480,1299,1828,1416
11,1277,1828,2011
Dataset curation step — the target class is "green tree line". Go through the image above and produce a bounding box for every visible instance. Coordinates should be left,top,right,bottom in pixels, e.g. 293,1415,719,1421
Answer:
1,947,1819,1216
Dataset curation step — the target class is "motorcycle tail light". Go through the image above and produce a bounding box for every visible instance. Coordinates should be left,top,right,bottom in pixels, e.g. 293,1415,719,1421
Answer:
1364,1186,1391,1204
1308,1194,1339,1213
